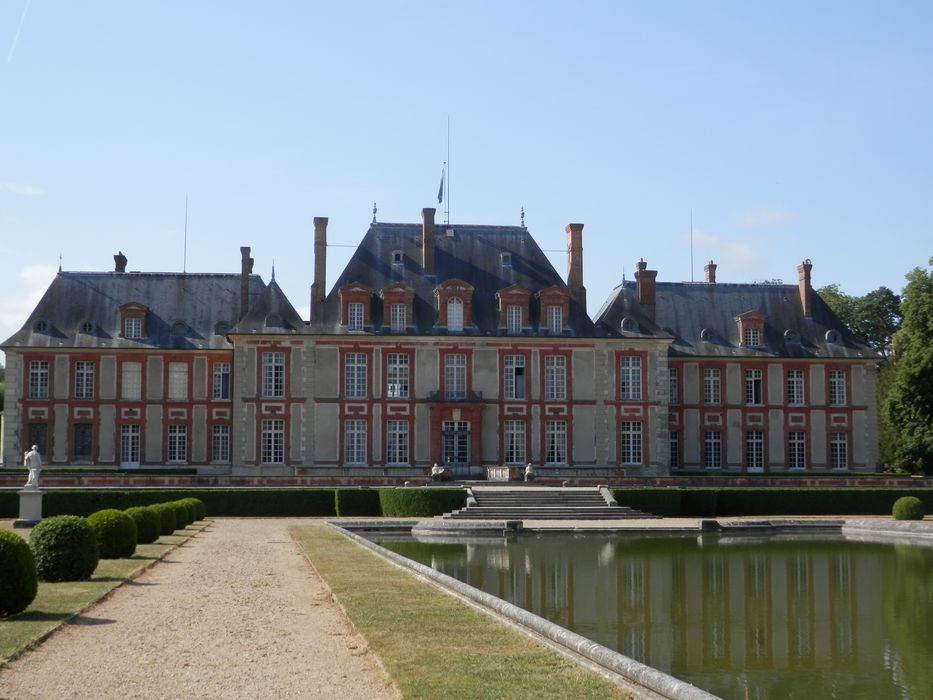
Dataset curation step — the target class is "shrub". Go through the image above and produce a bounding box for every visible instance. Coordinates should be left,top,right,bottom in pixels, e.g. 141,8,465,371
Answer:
87,509,138,559
612,489,683,517
335,489,382,517
378,488,466,517
0,530,38,616
125,506,161,544
179,497,206,521
30,515,99,582
893,496,925,520
168,501,192,528
149,503,177,535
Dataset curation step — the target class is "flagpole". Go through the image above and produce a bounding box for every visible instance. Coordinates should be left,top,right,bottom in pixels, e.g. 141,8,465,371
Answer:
446,115,450,225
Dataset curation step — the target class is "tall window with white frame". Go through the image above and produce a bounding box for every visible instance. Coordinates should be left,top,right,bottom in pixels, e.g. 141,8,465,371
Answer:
503,355,526,400
746,430,764,470
29,360,49,399
620,421,642,465
545,421,567,464
167,425,187,463
386,420,409,465
124,317,142,339
829,370,846,406
390,303,406,333
447,298,464,332
786,369,805,406
261,419,285,464
788,431,806,470
121,362,141,400
546,306,562,335
704,431,722,469
743,327,761,346
444,353,467,400
504,420,525,464
620,356,642,401
168,362,188,401
669,430,679,468
344,419,367,465
74,361,95,399
347,302,364,331
344,352,367,399
544,355,566,401
213,362,231,400
745,369,763,405
830,432,848,469
385,353,409,399
506,305,522,334
262,352,285,398
669,367,679,405
703,368,721,405
212,425,230,463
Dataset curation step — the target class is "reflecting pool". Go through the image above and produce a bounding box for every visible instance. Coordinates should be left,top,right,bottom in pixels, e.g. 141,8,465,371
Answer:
373,533,933,700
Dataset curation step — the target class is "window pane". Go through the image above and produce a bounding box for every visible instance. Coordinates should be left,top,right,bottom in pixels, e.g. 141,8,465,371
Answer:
348,302,364,330
444,354,466,399
390,304,406,333
504,420,525,464
344,419,367,464
704,369,721,405
620,356,642,401
545,356,566,400
167,425,187,462
504,355,525,400
29,361,49,399
122,362,142,400
74,361,95,399
448,298,463,332
507,305,522,333
344,352,367,398
261,419,285,464
386,420,409,464
262,352,285,398
212,425,230,463
786,369,804,406
386,354,409,399
545,421,567,464
621,421,642,464
168,362,188,401
213,362,231,400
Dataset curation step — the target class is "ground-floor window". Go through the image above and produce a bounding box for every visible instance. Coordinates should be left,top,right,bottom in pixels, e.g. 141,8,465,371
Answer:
620,421,642,465
704,431,722,469
745,430,764,470
545,421,567,464
167,425,187,463
386,420,409,465
73,423,93,462
212,425,231,463
788,431,806,470
504,420,525,465
669,430,679,469
344,419,367,465
27,423,48,458
830,432,848,470
262,419,285,464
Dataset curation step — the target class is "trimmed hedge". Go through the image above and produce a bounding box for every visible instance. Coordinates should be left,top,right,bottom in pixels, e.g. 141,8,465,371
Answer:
893,496,925,520
0,529,38,616
378,488,466,517
168,501,192,528
179,497,206,521
125,506,161,544
87,509,137,558
30,515,99,582
335,489,382,517
149,503,177,535
613,489,683,517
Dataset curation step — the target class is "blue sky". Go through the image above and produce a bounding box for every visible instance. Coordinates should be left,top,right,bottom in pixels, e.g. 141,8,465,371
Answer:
2,2,931,357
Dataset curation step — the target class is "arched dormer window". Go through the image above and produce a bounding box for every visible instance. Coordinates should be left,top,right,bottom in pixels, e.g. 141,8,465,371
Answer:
434,279,474,332
447,298,464,332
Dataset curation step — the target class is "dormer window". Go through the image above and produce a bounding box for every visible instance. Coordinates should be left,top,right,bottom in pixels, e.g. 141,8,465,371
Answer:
621,317,638,333
434,279,475,332
447,298,464,332
392,250,403,265
338,282,373,332
536,286,571,336
825,329,841,344
507,305,522,333
735,310,767,347
743,327,761,346
347,303,364,331
546,306,563,335
500,252,512,267
79,321,94,334
120,302,148,339
496,285,530,335
380,282,414,334
125,318,142,338
33,320,49,333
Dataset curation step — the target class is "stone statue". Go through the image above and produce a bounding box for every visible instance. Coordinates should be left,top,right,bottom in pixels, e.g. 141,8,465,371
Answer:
431,463,444,481
23,445,42,490
524,462,535,482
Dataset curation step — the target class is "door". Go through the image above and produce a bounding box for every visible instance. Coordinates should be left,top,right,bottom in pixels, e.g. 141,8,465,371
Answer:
120,425,140,467
442,420,470,476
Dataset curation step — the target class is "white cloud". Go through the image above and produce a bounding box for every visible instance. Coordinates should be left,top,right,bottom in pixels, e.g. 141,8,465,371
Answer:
0,264,57,346
733,206,791,230
0,182,45,196
681,230,762,269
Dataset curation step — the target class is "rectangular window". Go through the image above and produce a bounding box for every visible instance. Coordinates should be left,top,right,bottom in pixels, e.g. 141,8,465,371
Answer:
213,362,231,400
444,353,467,399
830,432,848,470
344,352,367,399
704,431,722,469
74,361,95,399
120,424,140,466
347,302,364,330
669,367,679,405
544,355,566,401
503,355,526,400
29,360,49,399
344,419,367,465
545,421,567,464
261,419,285,464
121,362,142,400
788,431,806,470
124,317,142,339
73,423,93,461
829,370,846,406
504,420,526,464
743,327,761,346
447,299,464,332
168,362,188,401
745,369,763,405
262,352,285,398
670,430,679,468
386,353,409,399
167,425,187,463
620,356,642,401
507,305,522,333
621,421,642,465
546,306,563,334
386,420,409,465
390,303,406,333
212,425,231,463
703,368,721,405
786,369,805,406
746,430,764,470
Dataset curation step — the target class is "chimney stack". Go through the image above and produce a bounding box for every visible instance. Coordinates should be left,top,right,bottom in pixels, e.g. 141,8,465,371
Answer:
635,258,658,321
565,223,587,311
114,251,127,273
422,207,436,275
311,217,328,321
704,259,717,284
240,246,254,320
797,259,813,317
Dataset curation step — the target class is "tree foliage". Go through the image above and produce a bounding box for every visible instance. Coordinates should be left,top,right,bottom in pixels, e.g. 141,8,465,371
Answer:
818,283,902,357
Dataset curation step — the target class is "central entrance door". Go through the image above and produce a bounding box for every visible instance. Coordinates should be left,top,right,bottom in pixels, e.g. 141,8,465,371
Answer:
442,420,470,476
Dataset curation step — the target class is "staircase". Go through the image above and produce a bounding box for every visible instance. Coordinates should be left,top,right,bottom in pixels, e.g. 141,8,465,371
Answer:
442,486,658,521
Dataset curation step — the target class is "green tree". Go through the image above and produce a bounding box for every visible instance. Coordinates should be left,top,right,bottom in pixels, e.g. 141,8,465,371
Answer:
883,259,933,473
817,284,901,357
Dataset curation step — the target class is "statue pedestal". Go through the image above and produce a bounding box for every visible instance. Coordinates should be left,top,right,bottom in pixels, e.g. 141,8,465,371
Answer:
14,489,44,528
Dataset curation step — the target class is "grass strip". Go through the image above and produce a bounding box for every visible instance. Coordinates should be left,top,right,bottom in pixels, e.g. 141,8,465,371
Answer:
291,524,631,700
0,523,207,662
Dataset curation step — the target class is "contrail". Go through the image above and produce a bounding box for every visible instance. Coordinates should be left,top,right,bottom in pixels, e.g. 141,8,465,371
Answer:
7,0,34,64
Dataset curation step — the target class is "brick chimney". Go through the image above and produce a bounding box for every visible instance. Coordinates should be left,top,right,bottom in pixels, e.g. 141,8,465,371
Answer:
635,258,658,321
113,251,127,273
422,207,436,275
240,246,254,320
565,223,586,311
704,259,717,284
311,217,328,321
797,259,813,317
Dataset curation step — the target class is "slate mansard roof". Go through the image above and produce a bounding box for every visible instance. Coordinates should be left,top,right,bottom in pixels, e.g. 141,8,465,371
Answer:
3,272,266,350
313,221,594,336
594,280,877,359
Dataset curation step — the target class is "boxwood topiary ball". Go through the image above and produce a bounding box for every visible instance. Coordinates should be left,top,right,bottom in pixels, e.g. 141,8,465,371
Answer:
149,503,177,535
124,506,161,545
893,496,925,521
0,529,38,616
179,497,206,521
87,509,138,559
30,515,100,582
168,501,191,529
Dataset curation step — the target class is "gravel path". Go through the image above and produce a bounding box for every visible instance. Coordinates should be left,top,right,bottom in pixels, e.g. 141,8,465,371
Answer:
0,519,397,699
